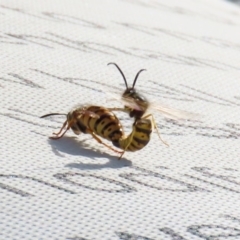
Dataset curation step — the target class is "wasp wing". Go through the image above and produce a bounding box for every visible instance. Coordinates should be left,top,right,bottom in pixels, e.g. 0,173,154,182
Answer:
84,110,100,119
150,102,200,120
104,90,200,121
70,105,101,119
121,95,200,120
106,92,144,111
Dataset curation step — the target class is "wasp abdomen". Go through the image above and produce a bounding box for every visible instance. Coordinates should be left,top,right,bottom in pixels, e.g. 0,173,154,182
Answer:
115,118,152,153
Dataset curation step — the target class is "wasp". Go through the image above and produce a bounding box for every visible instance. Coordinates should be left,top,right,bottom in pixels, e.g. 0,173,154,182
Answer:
107,62,168,146
40,106,124,155
107,62,199,146
40,105,153,159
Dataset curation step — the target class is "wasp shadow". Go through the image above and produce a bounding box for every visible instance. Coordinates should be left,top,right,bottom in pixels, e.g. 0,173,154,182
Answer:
48,136,132,170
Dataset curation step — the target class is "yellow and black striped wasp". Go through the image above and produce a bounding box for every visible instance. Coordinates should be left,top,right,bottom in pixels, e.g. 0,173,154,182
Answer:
41,105,152,159
41,105,124,155
107,62,199,148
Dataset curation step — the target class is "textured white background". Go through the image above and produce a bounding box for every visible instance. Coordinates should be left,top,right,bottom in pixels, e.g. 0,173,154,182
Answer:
1,0,240,239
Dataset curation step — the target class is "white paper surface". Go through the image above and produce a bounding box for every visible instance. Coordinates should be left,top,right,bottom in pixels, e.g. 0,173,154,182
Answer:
1,0,240,239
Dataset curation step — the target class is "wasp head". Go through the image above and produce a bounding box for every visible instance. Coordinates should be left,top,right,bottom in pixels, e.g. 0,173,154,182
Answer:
108,62,148,119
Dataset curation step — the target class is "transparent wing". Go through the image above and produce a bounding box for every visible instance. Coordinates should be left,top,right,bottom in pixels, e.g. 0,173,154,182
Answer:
106,92,143,111
71,104,100,119
107,92,200,121
149,101,200,120
83,110,100,119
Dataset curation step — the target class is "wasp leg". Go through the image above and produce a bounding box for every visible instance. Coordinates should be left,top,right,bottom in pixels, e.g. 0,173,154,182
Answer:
50,120,72,140
118,130,134,160
50,128,69,140
52,120,68,136
118,151,125,160
85,129,124,155
143,114,169,147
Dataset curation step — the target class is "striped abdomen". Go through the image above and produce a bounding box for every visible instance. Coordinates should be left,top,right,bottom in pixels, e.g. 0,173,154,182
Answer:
113,118,152,152
79,106,124,142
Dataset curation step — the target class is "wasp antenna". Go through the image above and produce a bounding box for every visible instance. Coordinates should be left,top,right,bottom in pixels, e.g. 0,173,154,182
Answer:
40,113,67,118
107,62,128,89
132,69,146,88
